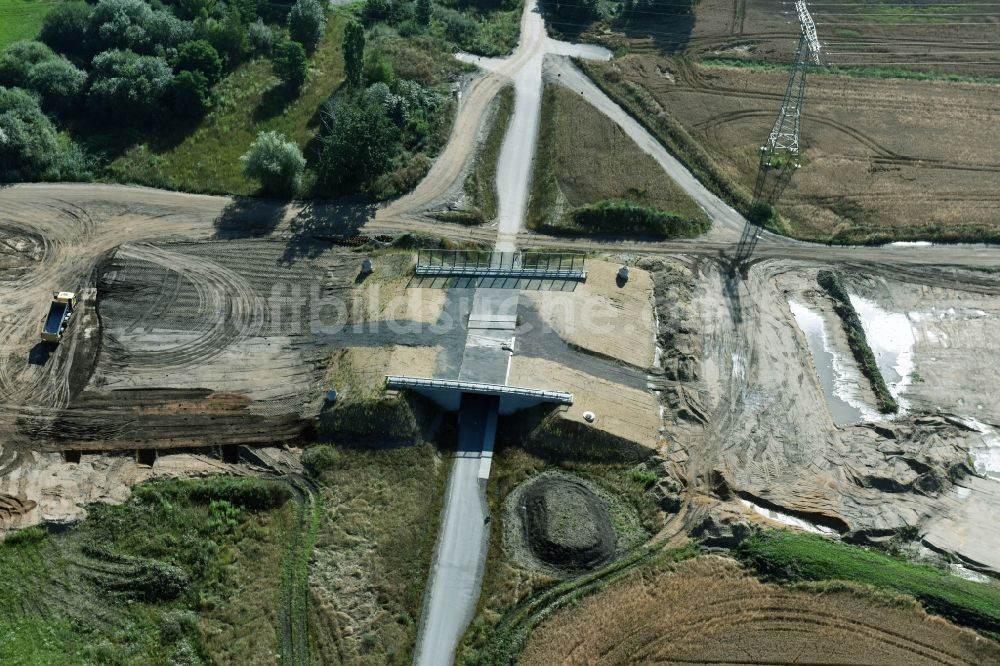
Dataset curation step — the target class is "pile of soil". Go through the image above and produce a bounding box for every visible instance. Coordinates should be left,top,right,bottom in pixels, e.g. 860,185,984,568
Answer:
521,476,616,570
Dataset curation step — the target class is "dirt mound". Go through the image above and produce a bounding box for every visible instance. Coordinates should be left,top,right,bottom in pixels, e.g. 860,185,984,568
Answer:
521,476,616,571
0,493,36,521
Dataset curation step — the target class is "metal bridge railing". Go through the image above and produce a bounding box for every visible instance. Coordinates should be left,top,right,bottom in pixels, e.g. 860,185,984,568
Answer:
414,250,586,280
385,375,573,405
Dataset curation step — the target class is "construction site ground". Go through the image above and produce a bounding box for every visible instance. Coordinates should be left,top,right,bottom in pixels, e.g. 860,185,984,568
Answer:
3,0,1000,658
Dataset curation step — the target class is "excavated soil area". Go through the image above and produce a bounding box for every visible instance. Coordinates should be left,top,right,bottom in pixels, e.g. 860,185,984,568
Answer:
522,476,616,570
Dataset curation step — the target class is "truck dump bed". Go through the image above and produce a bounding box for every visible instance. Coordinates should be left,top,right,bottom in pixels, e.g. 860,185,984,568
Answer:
43,301,68,338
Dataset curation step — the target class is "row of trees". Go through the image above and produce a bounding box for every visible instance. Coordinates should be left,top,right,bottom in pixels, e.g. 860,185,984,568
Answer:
1,0,327,127
240,14,447,197
1,0,328,183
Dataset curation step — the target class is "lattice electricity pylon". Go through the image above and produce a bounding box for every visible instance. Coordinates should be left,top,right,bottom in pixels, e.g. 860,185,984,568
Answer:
748,0,822,217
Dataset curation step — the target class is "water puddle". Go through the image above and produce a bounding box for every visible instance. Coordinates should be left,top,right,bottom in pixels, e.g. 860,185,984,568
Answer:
950,563,992,583
739,498,837,535
788,300,871,425
951,417,1000,480
849,295,916,413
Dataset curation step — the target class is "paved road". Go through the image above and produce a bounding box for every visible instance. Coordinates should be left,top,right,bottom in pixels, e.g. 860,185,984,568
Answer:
413,394,498,666
479,3,611,250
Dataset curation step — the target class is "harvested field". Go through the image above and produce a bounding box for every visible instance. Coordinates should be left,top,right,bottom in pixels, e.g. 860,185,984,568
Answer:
527,83,708,233
519,556,1000,665
596,0,1000,77
585,57,1000,242
520,259,655,370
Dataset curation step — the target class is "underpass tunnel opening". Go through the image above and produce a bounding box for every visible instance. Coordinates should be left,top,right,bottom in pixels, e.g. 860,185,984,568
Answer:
136,448,157,467
457,393,501,454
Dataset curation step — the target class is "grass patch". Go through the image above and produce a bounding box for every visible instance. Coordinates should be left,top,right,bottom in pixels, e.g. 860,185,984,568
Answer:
854,2,964,25
699,58,1000,85
527,83,709,236
579,61,754,219
305,441,451,664
465,84,514,221
829,223,1000,246
0,0,60,49
0,475,297,664
107,16,350,195
430,209,487,225
435,0,523,57
567,200,709,238
735,530,1000,638
816,270,898,413
833,27,862,39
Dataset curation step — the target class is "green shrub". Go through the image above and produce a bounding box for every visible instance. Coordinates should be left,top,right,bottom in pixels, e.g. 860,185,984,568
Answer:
2,526,48,547
40,2,93,59
287,0,327,53
415,0,431,26
272,39,308,89
567,200,709,238
301,444,346,476
437,7,478,45
628,468,658,488
0,86,79,181
816,270,898,413
134,476,292,511
26,57,87,114
317,90,399,187
247,18,275,55
241,129,306,195
86,0,193,55
87,49,174,124
207,500,244,534
176,39,222,84
193,477,292,511
171,69,213,118
343,20,365,87
0,41,56,87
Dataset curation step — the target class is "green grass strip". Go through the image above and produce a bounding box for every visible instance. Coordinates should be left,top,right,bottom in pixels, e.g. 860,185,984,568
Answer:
700,58,1000,85
816,270,898,413
736,530,1000,637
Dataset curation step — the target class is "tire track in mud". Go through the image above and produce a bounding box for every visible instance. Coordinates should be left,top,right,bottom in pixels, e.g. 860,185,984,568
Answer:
99,244,264,370
639,602,983,666
279,474,319,666
656,58,997,117
690,109,1000,176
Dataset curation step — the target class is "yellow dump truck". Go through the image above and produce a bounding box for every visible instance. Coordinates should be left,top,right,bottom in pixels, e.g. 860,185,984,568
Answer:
41,291,76,343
